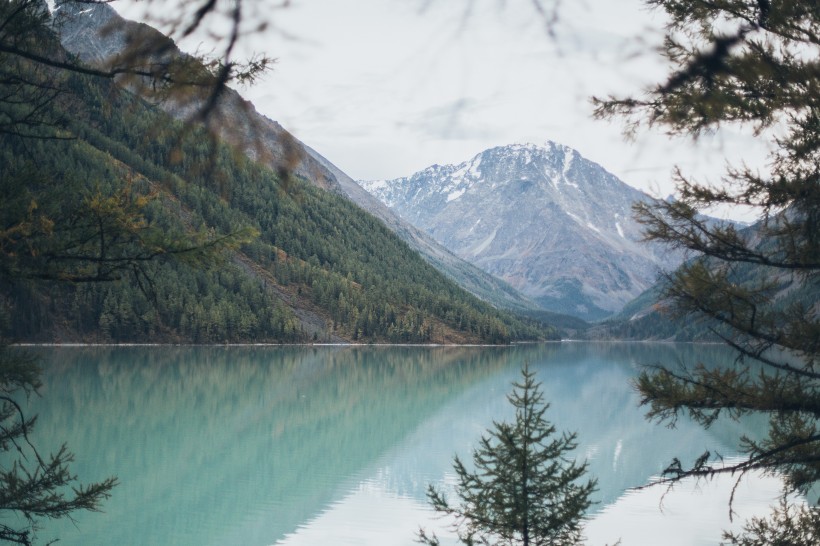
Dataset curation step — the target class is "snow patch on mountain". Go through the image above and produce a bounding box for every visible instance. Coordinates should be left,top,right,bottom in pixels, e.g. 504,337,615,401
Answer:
471,228,498,257
447,188,466,202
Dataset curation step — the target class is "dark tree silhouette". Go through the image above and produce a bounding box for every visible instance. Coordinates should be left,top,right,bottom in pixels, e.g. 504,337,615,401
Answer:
0,0,268,542
594,0,819,535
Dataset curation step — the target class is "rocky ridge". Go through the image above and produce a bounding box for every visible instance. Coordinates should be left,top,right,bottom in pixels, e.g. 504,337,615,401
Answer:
361,142,681,321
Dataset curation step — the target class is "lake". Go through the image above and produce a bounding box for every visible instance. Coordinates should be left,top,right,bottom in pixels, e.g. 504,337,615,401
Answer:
23,343,783,545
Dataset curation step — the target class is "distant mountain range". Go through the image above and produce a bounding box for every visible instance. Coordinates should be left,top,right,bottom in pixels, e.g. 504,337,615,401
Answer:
361,143,681,321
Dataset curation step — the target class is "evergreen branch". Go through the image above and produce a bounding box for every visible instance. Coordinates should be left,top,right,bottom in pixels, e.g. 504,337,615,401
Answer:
636,200,820,271
638,362,820,421
660,265,819,362
642,432,820,489
717,332,820,382
0,42,174,82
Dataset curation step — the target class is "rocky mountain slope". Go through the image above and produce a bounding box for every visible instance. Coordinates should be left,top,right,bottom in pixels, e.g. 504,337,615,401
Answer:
53,2,538,313
361,143,681,321
0,2,559,344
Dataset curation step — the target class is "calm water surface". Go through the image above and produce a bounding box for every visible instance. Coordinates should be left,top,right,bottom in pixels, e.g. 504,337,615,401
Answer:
24,343,782,545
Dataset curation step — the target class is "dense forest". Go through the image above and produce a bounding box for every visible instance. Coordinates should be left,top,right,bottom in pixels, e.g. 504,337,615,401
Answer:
1,67,553,344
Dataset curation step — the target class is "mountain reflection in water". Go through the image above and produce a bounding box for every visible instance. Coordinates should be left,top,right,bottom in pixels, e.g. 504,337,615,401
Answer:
28,343,781,546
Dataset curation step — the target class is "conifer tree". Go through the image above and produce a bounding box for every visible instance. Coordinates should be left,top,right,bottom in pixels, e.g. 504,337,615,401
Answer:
0,1,266,543
0,347,118,545
593,0,819,514
418,365,596,546
722,500,820,546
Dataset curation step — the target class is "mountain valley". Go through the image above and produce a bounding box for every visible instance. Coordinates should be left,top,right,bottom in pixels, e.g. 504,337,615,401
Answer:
0,3,552,344
53,2,540,315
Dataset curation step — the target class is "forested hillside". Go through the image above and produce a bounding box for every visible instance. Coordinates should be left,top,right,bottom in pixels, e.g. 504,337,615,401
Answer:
1,61,552,344
53,1,544,318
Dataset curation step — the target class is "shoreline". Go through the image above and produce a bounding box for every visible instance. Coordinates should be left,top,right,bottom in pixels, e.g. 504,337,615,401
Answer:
12,339,722,348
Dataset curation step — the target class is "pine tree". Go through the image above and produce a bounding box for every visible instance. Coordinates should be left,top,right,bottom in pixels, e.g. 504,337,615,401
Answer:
0,346,118,545
593,0,820,508
0,1,266,542
722,499,820,546
418,365,596,546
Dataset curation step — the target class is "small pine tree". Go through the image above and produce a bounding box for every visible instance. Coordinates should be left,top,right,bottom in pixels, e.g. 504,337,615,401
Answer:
418,365,597,546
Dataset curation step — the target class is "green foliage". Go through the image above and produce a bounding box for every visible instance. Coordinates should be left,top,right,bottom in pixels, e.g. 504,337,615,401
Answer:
721,499,820,546
0,0,69,140
418,365,596,546
595,0,820,521
0,345,117,545
0,1,271,543
1,55,551,344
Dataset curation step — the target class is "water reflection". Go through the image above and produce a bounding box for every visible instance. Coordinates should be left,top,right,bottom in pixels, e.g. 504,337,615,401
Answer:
27,343,776,546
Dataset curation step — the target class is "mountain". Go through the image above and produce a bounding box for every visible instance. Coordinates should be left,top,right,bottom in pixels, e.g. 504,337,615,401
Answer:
361,142,681,321
1,3,554,344
52,2,540,314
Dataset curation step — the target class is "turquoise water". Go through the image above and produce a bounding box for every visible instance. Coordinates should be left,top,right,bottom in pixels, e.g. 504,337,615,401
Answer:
22,343,781,545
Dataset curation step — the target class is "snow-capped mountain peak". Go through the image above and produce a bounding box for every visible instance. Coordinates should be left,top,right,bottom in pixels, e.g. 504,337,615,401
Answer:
359,142,680,321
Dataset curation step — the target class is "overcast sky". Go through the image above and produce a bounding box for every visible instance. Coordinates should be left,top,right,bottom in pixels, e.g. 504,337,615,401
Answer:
118,0,768,216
